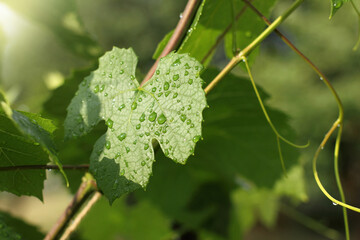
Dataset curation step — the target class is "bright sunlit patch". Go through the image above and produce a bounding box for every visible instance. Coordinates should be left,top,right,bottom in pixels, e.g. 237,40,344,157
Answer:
44,71,64,90
0,3,18,38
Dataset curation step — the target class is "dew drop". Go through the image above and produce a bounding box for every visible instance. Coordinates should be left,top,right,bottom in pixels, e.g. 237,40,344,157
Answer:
164,82,170,90
157,113,167,124
186,119,191,125
126,147,130,153
139,113,146,122
164,149,169,156
120,169,125,175
173,93,178,98
105,141,111,149
179,12,183,19
173,74,180,81
136,124,141,130
156,70,160,75
180,114,186,122
145,132,150,136
120,70,124,74
141,161,146,166
188,79,193,85
190,123,195,128
320,77,323,81
117,133,127,141
105,120,113,129
130,75,135,80
193,135,201,143
131,101,137,110
184,71,189,76
144,144,149,150
333,202,338,206
152,87,157,92
108,73,112,78
93,85,100,93
149,112,157,122
118,104,125,111
165,91,170,97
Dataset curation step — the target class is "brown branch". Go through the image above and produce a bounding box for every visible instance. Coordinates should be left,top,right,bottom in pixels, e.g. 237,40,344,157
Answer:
0,164,89,171
59,191,102,240
140,0,200,86
201,1,252,64
44,173,97,240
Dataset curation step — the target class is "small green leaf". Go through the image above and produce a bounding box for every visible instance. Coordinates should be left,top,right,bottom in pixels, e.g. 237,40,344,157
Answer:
330,0,348,19
0,96,67,198
65,47,206,203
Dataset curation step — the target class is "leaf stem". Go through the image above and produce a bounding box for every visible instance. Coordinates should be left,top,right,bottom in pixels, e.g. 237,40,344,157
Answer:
0,164,89,171
44,173,97,240
141,0,200,86
59,191,102,240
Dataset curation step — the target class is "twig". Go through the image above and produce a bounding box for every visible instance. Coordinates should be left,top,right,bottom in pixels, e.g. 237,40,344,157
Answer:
44,173,97,240
0,164,89,171
60,191,102,240
201,1,251,64
140,0,200,86
204,0,304,94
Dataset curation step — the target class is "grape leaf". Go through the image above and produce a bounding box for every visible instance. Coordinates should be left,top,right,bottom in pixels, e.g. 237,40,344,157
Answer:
0,211,44,240
0,98,65,199
65,47,207,203
329,0,348,18
197,68,299,187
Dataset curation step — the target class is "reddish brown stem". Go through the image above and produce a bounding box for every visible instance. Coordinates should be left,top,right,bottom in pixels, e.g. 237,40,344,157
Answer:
0,164,89,171
140,0,200,86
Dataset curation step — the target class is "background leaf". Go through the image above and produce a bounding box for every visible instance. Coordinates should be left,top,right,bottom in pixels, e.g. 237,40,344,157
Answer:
0,211,44,240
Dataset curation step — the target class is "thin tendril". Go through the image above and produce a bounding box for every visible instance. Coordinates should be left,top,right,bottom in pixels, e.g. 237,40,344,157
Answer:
243,56,308,174
243,56,309,149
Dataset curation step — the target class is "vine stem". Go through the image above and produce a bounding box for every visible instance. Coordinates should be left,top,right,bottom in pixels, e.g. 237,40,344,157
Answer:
350,0,360,50
0,164,89,171
242,1,353,239
140,0,200,86
205,0,304,94
44,173,97,240
59,192,102,240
